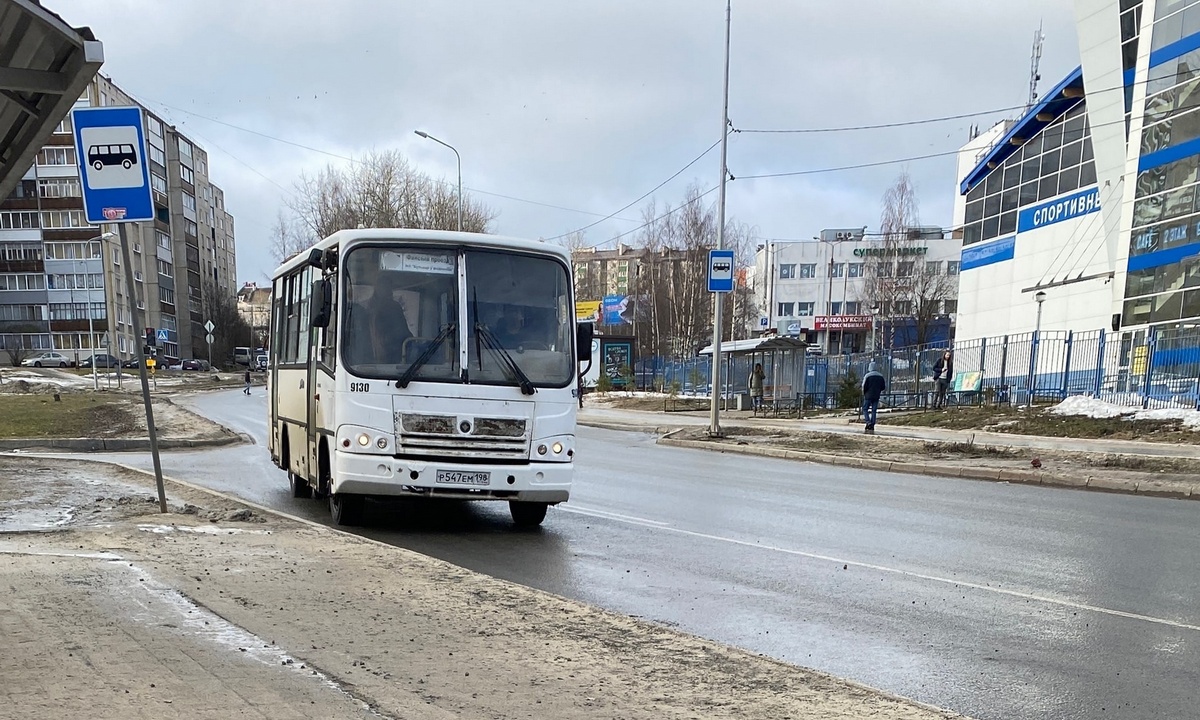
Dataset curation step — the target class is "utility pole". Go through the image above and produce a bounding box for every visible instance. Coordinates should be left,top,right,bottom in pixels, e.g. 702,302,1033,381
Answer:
708,0,732,437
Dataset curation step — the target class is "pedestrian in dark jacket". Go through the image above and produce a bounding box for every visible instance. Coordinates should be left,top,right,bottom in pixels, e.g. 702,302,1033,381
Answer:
244,369,252,395
861,362,886,434
933,350,953,409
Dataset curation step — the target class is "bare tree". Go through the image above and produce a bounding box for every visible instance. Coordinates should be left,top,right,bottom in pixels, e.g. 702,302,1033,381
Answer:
858,172,953,349
270,150,498,263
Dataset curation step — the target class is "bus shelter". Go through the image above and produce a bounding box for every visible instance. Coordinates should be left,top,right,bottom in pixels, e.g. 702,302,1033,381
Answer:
699,336,807,412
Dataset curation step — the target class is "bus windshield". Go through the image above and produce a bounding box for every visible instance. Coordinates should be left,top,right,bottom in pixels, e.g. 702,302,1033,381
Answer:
342,245,573,388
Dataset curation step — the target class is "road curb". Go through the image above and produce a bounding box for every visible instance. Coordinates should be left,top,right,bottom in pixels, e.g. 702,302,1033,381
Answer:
656,436,1195,500
578,419,678,435
0,433,248,452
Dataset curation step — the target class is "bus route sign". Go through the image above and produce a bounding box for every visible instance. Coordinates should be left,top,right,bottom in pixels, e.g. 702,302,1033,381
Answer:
71,106,155,224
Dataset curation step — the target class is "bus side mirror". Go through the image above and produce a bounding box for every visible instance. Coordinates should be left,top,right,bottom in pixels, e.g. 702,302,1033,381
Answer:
310,279,332,328
576,323,594,363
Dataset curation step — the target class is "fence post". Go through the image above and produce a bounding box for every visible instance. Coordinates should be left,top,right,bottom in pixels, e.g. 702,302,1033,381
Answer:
1141,327,1158,409
1027,330,1040,405
1060,331,1073,399
1094,329,1106,397
999,335,1009,400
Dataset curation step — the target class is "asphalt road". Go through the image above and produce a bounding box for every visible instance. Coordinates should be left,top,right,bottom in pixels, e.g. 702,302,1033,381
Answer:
72,389,1200,720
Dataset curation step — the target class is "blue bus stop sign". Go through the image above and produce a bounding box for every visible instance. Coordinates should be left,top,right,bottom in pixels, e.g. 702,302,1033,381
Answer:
707,249,735,293
71,106,154,224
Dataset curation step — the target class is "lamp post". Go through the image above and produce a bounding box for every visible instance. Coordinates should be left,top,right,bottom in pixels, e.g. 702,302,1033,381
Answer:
1030,290,1046,404
870,303,881,355
414,130,462,231
82,231,115,391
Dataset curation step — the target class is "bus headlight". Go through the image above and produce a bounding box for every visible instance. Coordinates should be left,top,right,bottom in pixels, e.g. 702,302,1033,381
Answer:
338,426,393,455
376,437,388,450
357,433,371,447
532,436,573,462
552,442,564,454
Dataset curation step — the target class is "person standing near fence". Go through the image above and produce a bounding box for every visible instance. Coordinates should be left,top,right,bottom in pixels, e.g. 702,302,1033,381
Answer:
861,362,886,434
749,362,765,410
933,350,953,409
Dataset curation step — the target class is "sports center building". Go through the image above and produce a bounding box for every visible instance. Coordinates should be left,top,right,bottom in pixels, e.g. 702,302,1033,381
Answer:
955,0,1200,354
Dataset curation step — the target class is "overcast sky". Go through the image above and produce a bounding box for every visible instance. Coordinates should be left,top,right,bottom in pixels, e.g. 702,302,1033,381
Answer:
51,0,1079,285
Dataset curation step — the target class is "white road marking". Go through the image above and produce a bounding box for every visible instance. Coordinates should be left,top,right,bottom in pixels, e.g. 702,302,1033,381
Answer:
563,509,1200,634
560,505,670,526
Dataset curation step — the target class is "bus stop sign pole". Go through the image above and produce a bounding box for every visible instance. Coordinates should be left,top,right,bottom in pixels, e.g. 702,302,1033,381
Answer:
708,0,733,438
73,105,167,513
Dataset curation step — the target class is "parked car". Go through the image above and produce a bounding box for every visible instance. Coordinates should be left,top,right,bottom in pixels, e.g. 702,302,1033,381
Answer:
121,358,141,369
79,353,122,368
181,359,210,371
254,353,268,371
21,351,73,368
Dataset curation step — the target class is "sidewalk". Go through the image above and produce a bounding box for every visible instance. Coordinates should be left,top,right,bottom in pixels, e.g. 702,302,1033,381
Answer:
579,406,1200,459
0,456,966,720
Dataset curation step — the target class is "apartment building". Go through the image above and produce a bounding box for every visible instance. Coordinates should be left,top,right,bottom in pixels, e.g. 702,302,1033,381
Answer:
0,74,236,364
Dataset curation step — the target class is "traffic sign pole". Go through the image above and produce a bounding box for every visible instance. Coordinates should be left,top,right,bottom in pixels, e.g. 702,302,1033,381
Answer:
73,105,166,514
205,320,214,370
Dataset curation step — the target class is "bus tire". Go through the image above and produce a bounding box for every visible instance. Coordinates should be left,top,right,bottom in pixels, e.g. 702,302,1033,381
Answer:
289,471,311,499
508,501,548,527
329,493,364,526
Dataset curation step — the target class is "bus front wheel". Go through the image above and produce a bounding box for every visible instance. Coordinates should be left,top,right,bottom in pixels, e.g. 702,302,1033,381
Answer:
329,493,364,526
509,501,548,527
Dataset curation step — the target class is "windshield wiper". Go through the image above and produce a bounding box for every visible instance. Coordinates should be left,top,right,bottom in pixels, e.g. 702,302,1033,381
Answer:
474,322,536,395
395,323,455,389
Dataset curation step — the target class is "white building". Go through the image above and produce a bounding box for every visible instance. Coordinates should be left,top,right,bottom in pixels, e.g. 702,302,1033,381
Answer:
955,0,1200,350
754,227,960,353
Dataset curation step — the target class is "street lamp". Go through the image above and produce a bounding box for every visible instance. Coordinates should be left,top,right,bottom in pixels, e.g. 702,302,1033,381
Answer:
1034,290,1047,334
1030,290,1047,405
82,231,115,391
869,303,881,355
414,130,462,231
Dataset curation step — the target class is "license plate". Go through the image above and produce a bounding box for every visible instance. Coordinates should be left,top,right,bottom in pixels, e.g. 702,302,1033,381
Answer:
435,470,491,486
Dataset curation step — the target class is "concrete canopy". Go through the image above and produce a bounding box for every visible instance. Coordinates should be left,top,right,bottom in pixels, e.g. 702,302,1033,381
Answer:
0,0,102,200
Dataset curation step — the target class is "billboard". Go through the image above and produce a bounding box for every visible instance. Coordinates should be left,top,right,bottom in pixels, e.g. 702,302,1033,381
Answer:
814,315,872,330
576,300,601,323
602,295,631,325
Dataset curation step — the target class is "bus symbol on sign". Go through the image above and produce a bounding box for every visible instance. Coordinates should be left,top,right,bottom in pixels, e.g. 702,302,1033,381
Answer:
88,143,138,171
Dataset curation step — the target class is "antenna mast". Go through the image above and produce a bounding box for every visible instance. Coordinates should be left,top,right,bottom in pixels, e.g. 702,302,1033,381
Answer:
1028,23,1045,110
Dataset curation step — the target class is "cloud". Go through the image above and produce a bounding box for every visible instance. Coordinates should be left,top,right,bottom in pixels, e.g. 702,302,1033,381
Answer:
49,0,1079,282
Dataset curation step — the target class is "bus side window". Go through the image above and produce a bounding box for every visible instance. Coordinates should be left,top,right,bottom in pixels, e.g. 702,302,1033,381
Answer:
320,273,338,368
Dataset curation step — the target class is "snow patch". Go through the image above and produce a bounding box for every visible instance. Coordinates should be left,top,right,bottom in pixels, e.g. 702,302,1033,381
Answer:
1049,395,1200,428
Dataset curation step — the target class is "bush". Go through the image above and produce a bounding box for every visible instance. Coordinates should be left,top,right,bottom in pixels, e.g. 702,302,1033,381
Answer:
596,372,613,394
837,370,863,409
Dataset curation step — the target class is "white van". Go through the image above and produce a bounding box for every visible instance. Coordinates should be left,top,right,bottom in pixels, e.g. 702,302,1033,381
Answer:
233,347,252,366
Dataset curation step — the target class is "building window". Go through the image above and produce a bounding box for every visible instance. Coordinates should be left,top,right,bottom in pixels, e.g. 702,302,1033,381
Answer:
946,261,959,275
963,104,1095,247
848,263,864,278
41,211,91,229
943,299,959,314
38,178,81,198
180,164,194,185
149,145,165,166
161,314,177,332
45,242,101,260
844,301,862,315
36,147,75,166
159,287,175,305
875,262,894,277
151,173,168,195
897,261,915,277
830,301,842,315
184,219,198,237
178,138,193,162
182,193,196,213
779,264,796,279
0,242,43,261
925,260,942,274
830,263,845,278
799,263,817,279
157,231,171,249
157,259,174,278
46,273,101,289
796,302,815,316
0,273,47,291
0,304,44,321
777,302,794,316
893,300,913,315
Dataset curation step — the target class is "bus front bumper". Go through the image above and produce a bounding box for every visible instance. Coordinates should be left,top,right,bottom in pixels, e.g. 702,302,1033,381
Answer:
331,449,571,503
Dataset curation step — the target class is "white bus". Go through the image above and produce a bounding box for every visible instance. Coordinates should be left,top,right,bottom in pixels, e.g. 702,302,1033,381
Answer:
267,229,592,527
